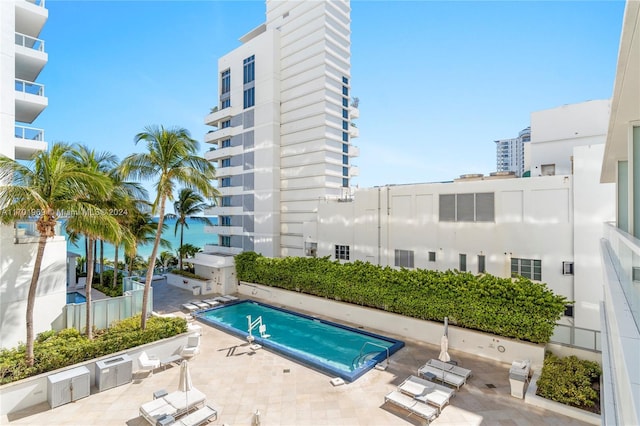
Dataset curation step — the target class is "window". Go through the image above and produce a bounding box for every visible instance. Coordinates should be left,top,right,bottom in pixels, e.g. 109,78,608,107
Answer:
243,55,255,84
342,86,349,96
221,196,232,207
428,251,436,262
221,69,230,94
342,132,349,142
478,255,486,273
243,87,255,109
564,305,574,317
221,120,231,129
221,139,231,148
438,193,495,222
395,249,415,268
562,261,574,275
342,76,349,84
342,155,348,165
343,166,348,176
221,98,230,109
342,144,348,154
541,164,556,176
220,216,232,226
342,109,348,119
342,97,348,107
511,258,542,281
220,236,231,247
459,254,467,272
342,178,349,187
335,245,350,260
342,121,349,130
221,158,231,168
221,177,231,187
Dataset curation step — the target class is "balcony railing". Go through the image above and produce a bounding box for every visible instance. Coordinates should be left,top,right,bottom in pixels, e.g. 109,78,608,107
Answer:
15,32,45,51
25,0,46,7
15,125,44,141
15,79,44,96
603,222,640,330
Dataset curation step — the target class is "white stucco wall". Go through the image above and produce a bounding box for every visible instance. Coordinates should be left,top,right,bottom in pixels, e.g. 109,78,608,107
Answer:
0,236,67,349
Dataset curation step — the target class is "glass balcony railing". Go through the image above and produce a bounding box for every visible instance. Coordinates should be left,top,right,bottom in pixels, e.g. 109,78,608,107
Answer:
603,222,640,330
15,125,44,141
15,79,45,96
15,32,45,52
25,0,46,7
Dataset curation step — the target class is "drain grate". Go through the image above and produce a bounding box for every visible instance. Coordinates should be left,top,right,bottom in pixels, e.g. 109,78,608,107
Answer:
283,369,290,374
485,383,496,388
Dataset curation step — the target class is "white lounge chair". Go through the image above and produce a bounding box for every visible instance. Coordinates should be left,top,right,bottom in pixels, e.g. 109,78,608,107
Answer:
418,364,466,389
384,390,438,424
399,375,454,413
138,351,161,375
426,359,472,380
139,388,206,425
180,334,201,358
181,303,199,312
189,300,209,309
175,405,217,426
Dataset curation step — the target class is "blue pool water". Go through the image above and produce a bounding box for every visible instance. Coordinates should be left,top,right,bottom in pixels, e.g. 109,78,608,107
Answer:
198,300,404,382
66,292,86,304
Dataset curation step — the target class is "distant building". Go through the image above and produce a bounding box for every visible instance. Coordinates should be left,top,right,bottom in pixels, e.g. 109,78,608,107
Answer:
495,127,530,177
203,0,359,260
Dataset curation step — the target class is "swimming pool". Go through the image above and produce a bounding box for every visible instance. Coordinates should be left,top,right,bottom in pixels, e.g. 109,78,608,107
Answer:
66,292,86,304
198,300,404,382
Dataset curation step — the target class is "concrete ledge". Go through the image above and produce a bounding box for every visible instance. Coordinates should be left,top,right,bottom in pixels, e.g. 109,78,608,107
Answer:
525,371,601,425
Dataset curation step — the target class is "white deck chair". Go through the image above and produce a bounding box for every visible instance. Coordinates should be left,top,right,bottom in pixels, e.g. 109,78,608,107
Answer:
384,390,438,424
180,334,201,358
138,351,161,375
175,405,217,426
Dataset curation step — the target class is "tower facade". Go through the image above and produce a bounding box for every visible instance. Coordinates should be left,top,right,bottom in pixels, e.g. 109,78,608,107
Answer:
495,126,530,177
204,0,359,258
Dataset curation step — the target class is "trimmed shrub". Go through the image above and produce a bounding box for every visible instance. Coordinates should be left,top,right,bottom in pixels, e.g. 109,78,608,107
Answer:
235,252,568,343
169,270,208,281
536,352,601,413
0,315,187,385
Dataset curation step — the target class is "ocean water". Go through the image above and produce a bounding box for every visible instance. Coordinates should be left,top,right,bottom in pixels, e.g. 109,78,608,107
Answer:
63,217,218,262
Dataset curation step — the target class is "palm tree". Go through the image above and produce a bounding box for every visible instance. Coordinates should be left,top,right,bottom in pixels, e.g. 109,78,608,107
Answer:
165,188,214,270
120,125,217,329
0,143,114,365
66,144,130,340
124,210,171,276
158,250,178,272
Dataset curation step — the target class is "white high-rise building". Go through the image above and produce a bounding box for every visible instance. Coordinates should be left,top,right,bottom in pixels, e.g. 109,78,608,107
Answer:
495,127,530,177
203,0,359,259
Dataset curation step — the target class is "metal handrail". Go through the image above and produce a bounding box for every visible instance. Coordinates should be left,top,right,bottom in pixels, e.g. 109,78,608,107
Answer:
359,341,390,369
15,79,45,96
15,32,45,51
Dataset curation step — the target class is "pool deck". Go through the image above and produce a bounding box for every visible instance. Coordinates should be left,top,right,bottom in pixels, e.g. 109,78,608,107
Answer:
3,280,592,426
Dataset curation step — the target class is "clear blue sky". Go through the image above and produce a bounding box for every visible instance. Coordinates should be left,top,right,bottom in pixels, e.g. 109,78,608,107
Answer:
37,0,625,189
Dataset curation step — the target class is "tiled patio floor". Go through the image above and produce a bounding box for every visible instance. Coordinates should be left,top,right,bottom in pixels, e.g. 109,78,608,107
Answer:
3,280,591,426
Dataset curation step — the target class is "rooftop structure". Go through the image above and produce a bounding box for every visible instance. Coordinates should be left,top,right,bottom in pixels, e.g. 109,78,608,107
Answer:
495,127,530,177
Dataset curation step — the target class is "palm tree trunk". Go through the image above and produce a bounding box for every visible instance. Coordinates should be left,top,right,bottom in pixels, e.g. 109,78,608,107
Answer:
25,234,48,366
85,237,95,340
113,244,119,288
93,240,97,277
178,220,185,270
141,199,167,330
99,240,104,286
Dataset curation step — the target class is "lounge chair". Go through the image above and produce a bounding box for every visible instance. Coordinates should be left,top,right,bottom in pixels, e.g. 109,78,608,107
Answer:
140,388,206,425
201,299,221,308
426,359,472,380
189,300,209,309
180,334,201,358
224,295,239,301
398,375,454,413
181,303,199,312
138,351,161,375
418,364,466,389
384,390,438,424
175,405,217,426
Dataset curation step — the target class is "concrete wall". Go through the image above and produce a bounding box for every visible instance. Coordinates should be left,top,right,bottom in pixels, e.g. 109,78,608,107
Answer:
0,237,67,349
238,282,545,368
0,333,191,416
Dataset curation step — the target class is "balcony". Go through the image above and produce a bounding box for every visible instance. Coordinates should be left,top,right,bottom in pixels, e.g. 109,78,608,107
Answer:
216,165,244,178
349,124,359,138
203,244,242,256
204,106,234,126
204,126,240,144
204,205,243,217
14,220,63,243
349,165,359,177
204,224,243,236
348,145,360,157
349,105,359,119
15,79,47,123
15,32,47,81
14,125,46,160
205,144,242,162
15,0,48,39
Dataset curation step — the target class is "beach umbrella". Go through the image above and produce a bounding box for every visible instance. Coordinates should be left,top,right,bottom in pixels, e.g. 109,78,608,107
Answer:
438,317,451,381
178,360,192,412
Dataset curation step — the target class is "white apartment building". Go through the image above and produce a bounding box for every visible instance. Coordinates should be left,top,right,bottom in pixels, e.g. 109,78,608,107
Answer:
599,0,640,423
0,0,66,349
495,126,530,177
311,99,615,340
203,0,359,259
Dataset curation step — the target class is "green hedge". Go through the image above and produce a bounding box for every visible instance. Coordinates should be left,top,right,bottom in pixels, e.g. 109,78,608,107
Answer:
235,252,567,343
169,269,208,281
0,315,187,385
536,352,601,413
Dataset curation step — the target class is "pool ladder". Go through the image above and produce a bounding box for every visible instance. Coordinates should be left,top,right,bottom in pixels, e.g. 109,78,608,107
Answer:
353,341,390,371
247,315,270,340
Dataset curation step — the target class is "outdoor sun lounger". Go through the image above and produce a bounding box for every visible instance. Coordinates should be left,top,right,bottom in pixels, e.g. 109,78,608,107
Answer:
418,364,466,389
212,296,233,303
181,303,199,312
384,390,438,424
223,295,239,301
398,375,455,413
201,299,221,307
426,359,472,380
140,388,207,425
175,405,217,426
189,300,209,309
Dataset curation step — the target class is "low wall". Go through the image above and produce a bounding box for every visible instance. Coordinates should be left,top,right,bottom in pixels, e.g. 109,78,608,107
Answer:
525,371,601,425
546,343,602,364
0,333,190,416
166,273,215,296
238,282,545,368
